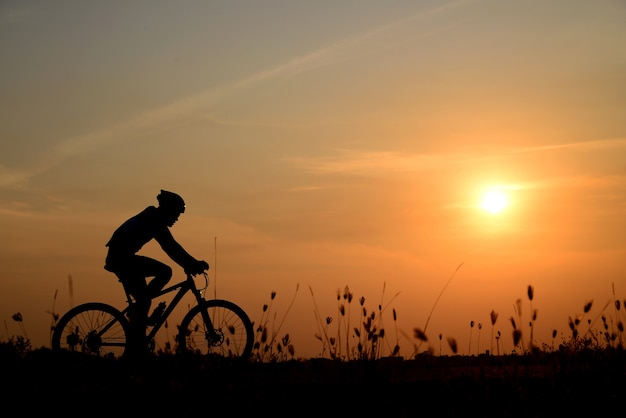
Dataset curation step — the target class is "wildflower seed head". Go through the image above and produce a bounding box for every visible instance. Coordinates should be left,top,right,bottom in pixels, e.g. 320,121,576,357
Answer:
392,345,400,355
584,300,593,313
527,285,534,301
447,337,458,354
413,327,428,342
513,329,522,347
490,310,498,325
568,317,575,331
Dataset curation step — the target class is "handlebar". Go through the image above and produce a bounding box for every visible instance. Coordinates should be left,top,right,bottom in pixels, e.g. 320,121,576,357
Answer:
187,271,209,292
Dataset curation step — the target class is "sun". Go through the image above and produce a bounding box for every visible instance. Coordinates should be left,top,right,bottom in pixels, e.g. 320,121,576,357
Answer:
480,189,508,214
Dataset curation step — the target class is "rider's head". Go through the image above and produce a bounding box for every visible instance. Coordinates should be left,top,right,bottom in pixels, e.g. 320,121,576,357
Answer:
157,190,185,226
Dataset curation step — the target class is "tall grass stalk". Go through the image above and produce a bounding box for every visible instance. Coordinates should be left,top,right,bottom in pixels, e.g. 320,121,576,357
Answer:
47,289,59,346
309,285,335,358
512,298,525,352
612,282,624,347
468,321,474,355
490,310,498,355
528,285,536,351
412,262,463,356
375,282,401,358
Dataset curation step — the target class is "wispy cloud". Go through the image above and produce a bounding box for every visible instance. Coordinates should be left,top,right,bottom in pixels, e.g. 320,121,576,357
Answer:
511,137,626,154
0,1,469,190
286,137,626,177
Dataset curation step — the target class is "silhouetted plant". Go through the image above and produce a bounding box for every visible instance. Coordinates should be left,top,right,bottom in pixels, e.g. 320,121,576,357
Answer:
468,320,475,355
310,282,399,360
11,312,28,341
251,284,299,362
528,285,537,350
447,337,458,354
490,310,499,355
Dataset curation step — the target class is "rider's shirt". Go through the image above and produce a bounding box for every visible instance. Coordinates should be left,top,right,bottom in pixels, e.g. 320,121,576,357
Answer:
105,206,196,270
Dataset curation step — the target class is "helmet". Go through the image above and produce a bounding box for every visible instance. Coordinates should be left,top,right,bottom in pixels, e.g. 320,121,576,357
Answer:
157,190,185,213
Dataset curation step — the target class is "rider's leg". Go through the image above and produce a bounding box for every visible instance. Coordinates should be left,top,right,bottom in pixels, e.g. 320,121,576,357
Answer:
118,274,150,353
144,261,172,298
109,256,173,356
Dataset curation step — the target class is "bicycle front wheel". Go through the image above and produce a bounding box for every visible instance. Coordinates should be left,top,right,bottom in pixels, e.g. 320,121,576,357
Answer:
178,299,253,359
51,302,130,359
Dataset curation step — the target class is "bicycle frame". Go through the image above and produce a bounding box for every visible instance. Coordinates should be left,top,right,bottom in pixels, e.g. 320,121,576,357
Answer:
120,273,214,342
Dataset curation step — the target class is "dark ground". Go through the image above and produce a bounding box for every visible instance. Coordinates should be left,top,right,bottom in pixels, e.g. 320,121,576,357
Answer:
2,347,625,417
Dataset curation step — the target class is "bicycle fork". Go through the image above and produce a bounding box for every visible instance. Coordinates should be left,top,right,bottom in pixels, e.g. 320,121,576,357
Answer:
190,287,223,347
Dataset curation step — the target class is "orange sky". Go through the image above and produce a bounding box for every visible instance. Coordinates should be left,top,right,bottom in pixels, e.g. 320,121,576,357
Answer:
2,0,626,359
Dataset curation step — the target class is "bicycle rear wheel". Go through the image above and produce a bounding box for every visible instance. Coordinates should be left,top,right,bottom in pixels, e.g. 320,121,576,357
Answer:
178,299,253,359
51,302,130,358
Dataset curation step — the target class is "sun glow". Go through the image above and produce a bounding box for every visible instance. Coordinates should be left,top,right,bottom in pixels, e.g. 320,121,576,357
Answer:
480,189,508,214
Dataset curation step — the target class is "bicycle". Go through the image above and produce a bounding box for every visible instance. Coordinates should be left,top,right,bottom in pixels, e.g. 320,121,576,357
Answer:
51,271,254,359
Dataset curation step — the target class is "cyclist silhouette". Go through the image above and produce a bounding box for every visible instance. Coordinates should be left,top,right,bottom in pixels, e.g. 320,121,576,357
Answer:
104,189,209,355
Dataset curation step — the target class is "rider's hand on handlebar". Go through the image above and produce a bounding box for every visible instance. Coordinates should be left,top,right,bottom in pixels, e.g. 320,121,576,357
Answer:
185,260,209,276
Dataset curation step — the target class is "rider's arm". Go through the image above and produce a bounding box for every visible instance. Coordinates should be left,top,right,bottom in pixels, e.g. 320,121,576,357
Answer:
154,227,205,273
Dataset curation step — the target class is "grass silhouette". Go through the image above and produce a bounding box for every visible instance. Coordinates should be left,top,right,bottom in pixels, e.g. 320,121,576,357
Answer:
3,271,626,361
2,278,626,417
